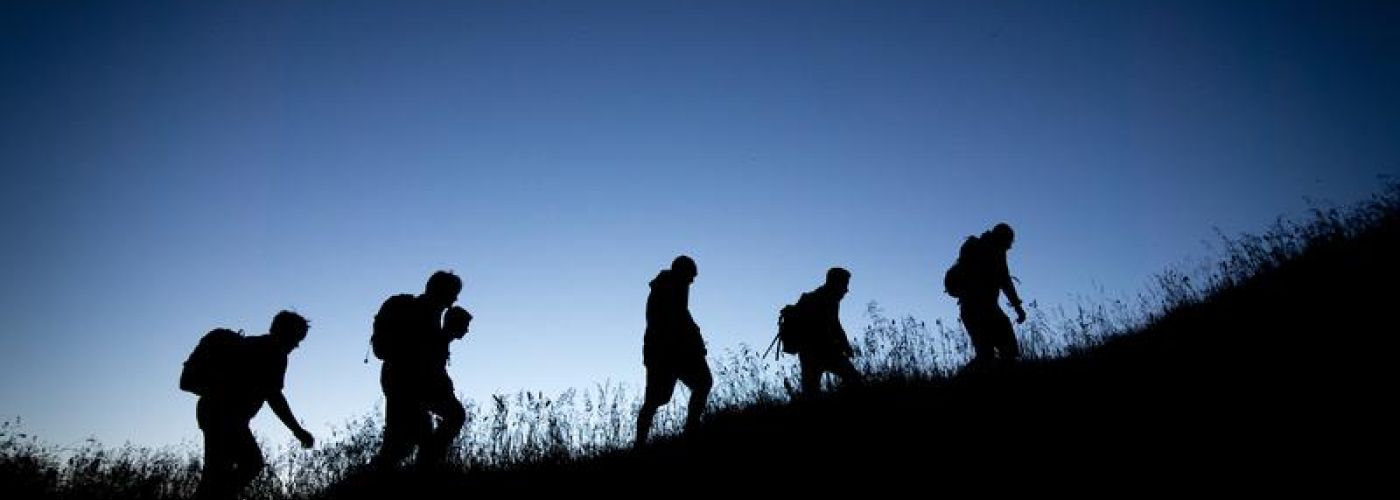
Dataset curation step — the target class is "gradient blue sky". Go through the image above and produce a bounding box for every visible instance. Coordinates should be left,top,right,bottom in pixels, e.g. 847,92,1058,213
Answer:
2,0,1396,448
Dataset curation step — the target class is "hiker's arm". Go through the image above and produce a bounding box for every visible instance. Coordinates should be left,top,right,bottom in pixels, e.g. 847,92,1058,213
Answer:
999,258,1027,323
1004,279,1026,323
267,392,314,448
834,300,853,356
1002,280,1023,309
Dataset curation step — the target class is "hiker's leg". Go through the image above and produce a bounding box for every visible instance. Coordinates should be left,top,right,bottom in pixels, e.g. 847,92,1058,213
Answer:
227,424,263,493
375,392,428,469
375,367,420,469
195,398,235,500
961,304,996,372
678,357,712,432
831,354,863,388
799,352,824,395
990,309,1020,366
419,388,465,467
196,427,232,499
636,366,678,446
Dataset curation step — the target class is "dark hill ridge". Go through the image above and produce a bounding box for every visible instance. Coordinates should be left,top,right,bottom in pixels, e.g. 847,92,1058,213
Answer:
325,196,1397,497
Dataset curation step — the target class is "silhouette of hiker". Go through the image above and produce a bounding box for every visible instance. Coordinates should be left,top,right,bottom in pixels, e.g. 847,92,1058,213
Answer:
794,267,864,395
950,223,1027,372
371,271,472,470
636,255,712,446
182,311,315,500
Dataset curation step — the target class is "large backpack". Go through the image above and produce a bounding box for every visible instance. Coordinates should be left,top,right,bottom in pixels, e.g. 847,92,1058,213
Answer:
180,328,245,396
943,235,983,299
371,294,416,362
775,293,815,356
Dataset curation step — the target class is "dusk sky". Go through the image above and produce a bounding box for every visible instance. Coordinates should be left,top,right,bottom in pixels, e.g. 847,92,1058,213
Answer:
2,0,1396,449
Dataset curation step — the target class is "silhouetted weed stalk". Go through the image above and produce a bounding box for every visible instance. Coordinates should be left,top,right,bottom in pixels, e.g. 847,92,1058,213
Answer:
5,179,1396,499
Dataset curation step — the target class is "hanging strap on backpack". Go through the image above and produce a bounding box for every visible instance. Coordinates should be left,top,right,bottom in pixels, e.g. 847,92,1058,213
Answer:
762,331,782,361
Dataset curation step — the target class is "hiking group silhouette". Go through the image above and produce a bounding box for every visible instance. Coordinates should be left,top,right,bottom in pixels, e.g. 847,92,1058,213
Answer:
180,223,1027,498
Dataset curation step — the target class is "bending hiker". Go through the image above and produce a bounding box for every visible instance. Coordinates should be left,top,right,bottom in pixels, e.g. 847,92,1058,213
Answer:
636,255,712,446
181,311,315,500
944,222,1027,372
371,271,473,469
787,267,863,395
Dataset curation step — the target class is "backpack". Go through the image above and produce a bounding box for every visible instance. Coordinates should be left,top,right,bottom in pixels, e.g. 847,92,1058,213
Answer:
180,328,245,396
775,293,815,356
371,294,416,362
943,235,982,299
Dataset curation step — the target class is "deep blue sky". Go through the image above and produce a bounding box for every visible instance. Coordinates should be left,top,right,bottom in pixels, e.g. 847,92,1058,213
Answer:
2,1,1396,448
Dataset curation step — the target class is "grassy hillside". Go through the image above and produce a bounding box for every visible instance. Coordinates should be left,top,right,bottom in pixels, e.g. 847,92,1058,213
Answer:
322,184,1398,497
7,184,1396,498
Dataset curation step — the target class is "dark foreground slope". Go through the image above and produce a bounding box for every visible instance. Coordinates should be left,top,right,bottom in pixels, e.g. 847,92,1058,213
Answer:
326,201,1397,498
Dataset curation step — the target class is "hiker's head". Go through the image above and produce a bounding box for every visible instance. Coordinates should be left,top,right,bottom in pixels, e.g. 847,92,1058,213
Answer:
444,306,471,339
424,270,463,309
270,310,309,350
988,222,1015,250
671,255,697,283
825,267,851,295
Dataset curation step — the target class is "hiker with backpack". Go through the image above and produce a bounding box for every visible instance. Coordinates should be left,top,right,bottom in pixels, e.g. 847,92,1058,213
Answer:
180,311,315,500
944,223,1027,372
636,255,712,446
776,267,863,396
371,270,472,470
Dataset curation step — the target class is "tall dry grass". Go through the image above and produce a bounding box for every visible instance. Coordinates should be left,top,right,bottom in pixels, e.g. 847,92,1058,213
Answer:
6,179,1394,499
